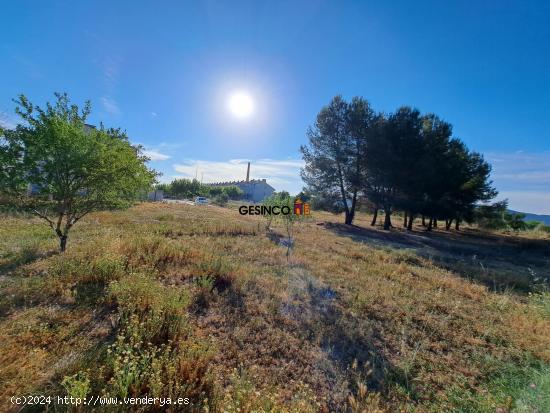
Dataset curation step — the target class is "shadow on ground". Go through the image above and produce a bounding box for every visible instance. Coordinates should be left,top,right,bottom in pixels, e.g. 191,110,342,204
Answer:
280,268,391,395
0,247,58,276
324,222,550,293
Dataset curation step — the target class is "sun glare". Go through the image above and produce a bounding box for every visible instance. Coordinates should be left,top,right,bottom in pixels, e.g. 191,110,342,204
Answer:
228,92,254,119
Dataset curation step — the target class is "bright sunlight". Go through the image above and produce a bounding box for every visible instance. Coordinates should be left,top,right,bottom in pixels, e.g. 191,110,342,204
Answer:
228,91,254,119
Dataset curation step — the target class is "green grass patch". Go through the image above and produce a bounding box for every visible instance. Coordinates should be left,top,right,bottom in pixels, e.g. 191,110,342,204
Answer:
446,357,550,412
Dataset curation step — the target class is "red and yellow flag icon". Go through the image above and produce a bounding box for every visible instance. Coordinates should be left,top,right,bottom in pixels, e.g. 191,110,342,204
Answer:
293,198,310,215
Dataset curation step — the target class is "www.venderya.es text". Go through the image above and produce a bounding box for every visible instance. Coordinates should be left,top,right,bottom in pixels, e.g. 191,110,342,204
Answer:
10,395,190,407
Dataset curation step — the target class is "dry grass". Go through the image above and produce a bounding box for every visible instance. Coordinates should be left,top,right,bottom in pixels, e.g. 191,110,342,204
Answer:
0,202,549,412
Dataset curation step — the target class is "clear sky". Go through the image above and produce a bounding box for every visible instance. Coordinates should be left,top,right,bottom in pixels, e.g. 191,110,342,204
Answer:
1,1,549,213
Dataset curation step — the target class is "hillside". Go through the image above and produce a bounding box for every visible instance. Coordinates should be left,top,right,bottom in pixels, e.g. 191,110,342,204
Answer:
1,203,549,412
509,210,550,225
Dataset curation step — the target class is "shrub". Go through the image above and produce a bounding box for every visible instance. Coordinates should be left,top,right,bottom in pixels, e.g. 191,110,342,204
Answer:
109,273,189,342
62,371,91,400
222,185,244,200
106,314,214,404
213,192,229,206
193,257,234,288
121,236,200,270
104,272,214,406
218,370,320,412
208,186,223,197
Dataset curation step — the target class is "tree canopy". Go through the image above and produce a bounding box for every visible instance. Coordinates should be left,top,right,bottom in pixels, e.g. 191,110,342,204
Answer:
302,96,497,229
0,93,157,251
158,179,244,200
301,96,375,224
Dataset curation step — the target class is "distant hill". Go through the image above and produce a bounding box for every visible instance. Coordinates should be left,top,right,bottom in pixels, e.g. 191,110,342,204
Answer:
509,210,550,225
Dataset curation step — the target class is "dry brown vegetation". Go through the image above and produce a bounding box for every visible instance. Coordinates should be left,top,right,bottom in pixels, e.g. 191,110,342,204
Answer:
1,202,549,412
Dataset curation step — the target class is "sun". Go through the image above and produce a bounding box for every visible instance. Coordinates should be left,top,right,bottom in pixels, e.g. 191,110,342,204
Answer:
228,92,254,119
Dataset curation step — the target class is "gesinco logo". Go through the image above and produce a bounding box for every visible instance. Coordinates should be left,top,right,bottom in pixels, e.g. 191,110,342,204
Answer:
239,198,311,216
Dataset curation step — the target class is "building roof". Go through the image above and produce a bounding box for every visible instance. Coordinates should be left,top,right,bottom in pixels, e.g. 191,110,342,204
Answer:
207,179,267,185
207,179,275,189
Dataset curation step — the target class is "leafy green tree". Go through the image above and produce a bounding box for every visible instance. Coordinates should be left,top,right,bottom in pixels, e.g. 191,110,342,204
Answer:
208,186,223,197
443,141,497,230
170,178,203,198
504,211,527,231
0,93,157,251
294,191,309,202
262,192,285,231
274,190,290,199
473,200,509,229
303,96,498,231
365,108,424,230
301,96,374,225
410,114,453,230
222,185,244,200
388,107,424,229
155,183,172,196
474,201,529,231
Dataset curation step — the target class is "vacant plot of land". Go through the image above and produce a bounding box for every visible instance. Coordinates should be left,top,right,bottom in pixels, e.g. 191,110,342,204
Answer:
0,203,549,412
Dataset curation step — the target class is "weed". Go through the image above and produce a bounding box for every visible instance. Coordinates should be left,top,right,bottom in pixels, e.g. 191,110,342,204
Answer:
529,291,550,318
446,358,550,413
2,203,550,412
193,256,235,291
109,273,189,342
346,360,386,413
62,371,91,400
105,314,214,406
217,369,320,412
192,275,216,310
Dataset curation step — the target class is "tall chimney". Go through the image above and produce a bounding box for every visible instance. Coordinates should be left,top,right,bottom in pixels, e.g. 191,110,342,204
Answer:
246,162,250,182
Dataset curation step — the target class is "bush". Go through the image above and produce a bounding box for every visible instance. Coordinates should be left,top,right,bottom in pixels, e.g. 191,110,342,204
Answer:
106,314,214,404
208,186,223,197
213,192,229,206
109,273,189,342
102,272,214,407
222,185,244,200
121,236,199,270
62,371,91,400
504,212,527,231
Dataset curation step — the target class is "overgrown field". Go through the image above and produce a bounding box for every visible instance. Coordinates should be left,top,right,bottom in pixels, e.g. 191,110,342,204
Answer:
1,203,549,412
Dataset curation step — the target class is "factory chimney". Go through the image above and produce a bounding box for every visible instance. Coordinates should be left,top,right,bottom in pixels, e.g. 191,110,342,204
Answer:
246,162,250,182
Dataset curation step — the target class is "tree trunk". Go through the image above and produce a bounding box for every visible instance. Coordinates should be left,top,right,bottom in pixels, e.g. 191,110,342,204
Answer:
371,208,378,226
455,218,460,231
345,191,358,225
345,212,353,225
422,215,426,226
427,217,433,231
59,235,68,252
336,161,351,226
407,214,414,231
445,219,453,230
383,210,392,230
434,219,438,228
403,212,408,228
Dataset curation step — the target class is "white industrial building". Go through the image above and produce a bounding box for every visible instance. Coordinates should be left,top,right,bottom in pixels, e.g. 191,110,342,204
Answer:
206,162,275,203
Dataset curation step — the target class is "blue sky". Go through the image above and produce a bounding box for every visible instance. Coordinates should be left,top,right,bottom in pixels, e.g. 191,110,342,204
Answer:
1,1,549,213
